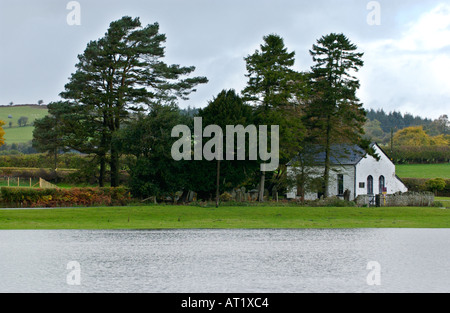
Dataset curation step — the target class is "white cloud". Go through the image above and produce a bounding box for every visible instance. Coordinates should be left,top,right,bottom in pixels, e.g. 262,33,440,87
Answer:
358,2,450,119
400,3,450,52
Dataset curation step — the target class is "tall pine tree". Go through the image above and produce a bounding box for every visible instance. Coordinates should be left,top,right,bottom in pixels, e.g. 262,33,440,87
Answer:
305,33,373,198
242,34,305,201
59,16,207,187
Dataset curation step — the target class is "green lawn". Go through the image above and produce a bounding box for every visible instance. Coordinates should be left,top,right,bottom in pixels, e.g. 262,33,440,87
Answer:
396,163,450,179
1,205,449,230
0,105,48,144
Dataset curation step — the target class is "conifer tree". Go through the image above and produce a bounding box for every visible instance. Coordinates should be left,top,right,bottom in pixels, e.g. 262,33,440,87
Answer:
305,33,372,198
243,34,305,201
58,16,207,186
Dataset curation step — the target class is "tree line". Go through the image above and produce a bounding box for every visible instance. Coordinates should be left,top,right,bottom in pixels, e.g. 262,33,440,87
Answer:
365,109,449,145
31,16,374,202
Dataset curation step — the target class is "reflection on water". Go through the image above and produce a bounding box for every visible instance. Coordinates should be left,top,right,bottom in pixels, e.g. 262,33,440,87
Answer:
0,229,449,293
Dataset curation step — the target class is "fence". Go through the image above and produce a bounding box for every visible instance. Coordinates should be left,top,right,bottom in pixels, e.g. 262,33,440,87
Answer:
0,177,57,188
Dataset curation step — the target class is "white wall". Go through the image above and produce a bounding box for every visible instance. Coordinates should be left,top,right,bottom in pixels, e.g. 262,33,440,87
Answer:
355,145,408,197
286,165,356,200
326,165,356,199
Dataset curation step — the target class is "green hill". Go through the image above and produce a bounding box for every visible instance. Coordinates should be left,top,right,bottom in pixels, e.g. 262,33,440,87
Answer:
0,105,48,144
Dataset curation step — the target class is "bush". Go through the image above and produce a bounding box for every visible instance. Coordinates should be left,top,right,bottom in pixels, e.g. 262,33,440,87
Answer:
219,192,233,202
402,178,450,197
425,178,446,195
0,187,131,208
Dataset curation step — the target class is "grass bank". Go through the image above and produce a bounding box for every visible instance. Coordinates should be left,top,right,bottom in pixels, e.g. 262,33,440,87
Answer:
1,205,449,229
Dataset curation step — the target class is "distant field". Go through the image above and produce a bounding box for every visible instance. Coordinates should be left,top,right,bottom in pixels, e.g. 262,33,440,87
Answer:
0,105,48,144
396,163,450,179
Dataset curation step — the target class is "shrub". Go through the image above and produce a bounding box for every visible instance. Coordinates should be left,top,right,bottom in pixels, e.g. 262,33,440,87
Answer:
425,178,446,195
219,192,233,202
402,178,450,197
0,187,131,208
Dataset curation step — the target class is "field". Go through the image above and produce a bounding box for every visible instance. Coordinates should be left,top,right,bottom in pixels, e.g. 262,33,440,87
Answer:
0,105,48,144
396,163,450,179
1,205,449,229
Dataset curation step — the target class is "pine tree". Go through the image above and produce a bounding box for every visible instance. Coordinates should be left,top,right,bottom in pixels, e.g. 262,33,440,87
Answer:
59,16,207,187
306,33,372,198
242,34,305,201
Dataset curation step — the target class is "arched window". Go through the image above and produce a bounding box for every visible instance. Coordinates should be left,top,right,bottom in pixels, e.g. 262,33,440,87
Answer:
367,175,374,195
379,176,385,194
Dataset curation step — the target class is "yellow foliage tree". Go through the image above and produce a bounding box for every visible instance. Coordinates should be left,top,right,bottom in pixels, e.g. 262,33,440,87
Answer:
394,126,449,146
0,120,5,147
394,126,431,146
431,134,449,146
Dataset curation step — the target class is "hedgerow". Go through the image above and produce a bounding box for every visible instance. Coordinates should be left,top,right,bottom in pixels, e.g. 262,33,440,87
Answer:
0,187,131,208
402,178,450,197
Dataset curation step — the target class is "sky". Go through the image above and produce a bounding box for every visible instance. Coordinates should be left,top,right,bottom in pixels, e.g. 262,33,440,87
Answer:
0,0,449,120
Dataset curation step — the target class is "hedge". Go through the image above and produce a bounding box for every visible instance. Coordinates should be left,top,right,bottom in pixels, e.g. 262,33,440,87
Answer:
0,187,132,208
388,145,450,164
402,178,450,197
0,153,88,169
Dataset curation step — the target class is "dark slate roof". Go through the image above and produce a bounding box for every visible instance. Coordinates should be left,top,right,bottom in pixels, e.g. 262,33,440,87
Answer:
289,144,370,166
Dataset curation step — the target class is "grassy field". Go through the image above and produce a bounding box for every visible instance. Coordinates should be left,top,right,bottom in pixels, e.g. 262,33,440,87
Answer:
396,163,450,179
1,205,449,229
0,105,48,144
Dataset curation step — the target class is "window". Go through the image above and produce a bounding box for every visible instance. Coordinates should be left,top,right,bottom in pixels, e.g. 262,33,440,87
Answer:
338,174,344,196
379,176,385,194
367,175,374,195
359,182,365,188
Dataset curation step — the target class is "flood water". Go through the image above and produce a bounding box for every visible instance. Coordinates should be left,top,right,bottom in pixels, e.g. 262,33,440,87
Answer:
0,229,449,293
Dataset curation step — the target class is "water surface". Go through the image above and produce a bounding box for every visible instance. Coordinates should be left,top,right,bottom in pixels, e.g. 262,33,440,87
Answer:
0,229,449,293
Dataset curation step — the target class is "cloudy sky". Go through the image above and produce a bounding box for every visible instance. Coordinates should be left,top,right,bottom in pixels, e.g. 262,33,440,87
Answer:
0,0,449,119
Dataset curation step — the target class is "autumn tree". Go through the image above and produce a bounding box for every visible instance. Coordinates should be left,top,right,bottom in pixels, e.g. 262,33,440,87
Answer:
0,121,5,147
394,126,449,146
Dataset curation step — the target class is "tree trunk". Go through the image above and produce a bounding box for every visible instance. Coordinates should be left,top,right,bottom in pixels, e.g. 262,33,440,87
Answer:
99,154,106,187
323,115,332,198
110,148,119,187
258,171,265,202
215,159,221,208
54,148,58,171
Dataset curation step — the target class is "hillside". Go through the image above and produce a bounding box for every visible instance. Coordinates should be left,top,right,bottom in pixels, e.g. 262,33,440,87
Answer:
0,105,48,144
